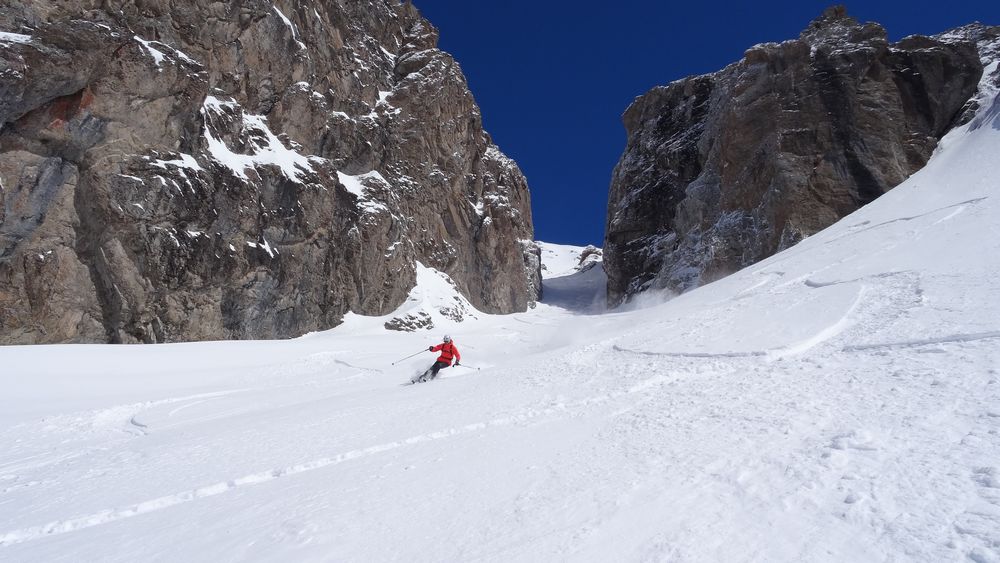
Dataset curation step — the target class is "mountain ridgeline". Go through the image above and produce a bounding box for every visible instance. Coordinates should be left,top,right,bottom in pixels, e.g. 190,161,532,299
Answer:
0,0,540,344
605,7,999,306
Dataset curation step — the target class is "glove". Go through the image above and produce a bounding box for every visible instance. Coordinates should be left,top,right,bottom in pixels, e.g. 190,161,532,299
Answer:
428,346,434,351
454,362,460,367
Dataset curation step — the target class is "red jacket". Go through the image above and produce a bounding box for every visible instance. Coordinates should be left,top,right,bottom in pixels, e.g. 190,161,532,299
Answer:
431,341,460,365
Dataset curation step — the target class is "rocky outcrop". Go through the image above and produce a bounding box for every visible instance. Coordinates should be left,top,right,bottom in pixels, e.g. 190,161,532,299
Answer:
605,7,994,306
0,0,539,344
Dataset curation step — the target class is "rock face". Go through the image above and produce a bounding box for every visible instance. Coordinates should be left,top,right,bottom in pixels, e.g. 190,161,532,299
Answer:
605,7,995,306
0,0,539,344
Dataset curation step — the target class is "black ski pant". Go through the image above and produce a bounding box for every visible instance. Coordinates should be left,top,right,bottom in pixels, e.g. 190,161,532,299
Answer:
424,361,449,380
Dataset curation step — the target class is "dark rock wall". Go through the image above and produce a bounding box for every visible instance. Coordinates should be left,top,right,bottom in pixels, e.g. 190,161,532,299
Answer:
606,8,992,305
0,0,539,343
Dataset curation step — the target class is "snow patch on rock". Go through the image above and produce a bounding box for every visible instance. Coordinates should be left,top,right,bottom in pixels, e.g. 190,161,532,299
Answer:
360,263,481,332
0,31,32,44
201,96,314,183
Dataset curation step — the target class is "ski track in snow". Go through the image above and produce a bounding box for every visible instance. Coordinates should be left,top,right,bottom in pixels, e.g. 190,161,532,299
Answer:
612,346,767,359
824,196,989,244
843,330,1000,351
0,370,687,547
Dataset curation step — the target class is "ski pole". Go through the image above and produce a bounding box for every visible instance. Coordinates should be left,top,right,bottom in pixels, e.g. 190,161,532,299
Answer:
454,363,481,371
391,348,428,365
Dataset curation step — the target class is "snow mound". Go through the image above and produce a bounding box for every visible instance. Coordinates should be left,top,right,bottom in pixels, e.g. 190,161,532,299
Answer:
337,263,480,334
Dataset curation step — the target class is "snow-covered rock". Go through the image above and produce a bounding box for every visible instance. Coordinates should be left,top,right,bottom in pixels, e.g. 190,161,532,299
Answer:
381,263,479,331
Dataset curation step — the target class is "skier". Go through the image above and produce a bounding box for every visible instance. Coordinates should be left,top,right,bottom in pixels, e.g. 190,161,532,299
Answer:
414,335,460,383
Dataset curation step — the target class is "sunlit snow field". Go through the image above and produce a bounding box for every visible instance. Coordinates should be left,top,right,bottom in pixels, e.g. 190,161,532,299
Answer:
2,72,1000,563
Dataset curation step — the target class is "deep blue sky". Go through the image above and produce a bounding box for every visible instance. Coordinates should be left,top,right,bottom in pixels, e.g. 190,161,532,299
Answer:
413,1,1000,246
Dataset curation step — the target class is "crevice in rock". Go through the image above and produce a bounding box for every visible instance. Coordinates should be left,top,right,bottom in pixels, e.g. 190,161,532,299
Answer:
72,172,119,343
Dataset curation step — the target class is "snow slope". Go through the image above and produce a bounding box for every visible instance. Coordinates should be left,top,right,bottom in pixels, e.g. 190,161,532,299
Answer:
1,81,1000,562
537,241,601,279
537,242,607,314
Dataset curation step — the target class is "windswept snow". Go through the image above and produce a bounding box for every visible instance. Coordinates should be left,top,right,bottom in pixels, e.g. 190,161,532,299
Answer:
1,75,999,563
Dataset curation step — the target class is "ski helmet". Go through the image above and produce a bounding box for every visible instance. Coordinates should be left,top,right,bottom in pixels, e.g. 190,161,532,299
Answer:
443,334,452,342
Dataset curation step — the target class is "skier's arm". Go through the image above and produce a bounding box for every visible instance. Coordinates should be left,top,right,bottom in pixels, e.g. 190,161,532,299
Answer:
430,344,442,352
454,347,461,364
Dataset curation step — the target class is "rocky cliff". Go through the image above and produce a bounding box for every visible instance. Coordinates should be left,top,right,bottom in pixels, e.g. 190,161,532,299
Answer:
606,7,997,306
0,0,540,344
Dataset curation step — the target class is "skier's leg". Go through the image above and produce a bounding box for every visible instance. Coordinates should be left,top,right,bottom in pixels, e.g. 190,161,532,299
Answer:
430,361,445,380
415,364,434,383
